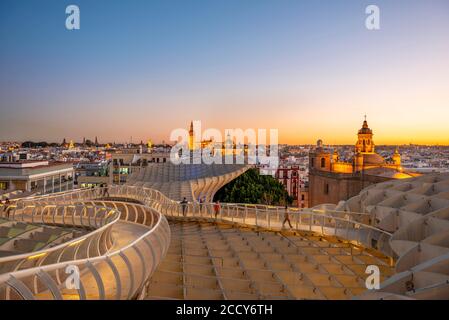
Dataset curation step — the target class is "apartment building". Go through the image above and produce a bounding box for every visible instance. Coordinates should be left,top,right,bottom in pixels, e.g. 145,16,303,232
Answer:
0,161,74,194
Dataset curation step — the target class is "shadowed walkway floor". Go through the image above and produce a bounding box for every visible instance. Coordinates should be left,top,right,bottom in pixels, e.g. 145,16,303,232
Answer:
109,221,150,251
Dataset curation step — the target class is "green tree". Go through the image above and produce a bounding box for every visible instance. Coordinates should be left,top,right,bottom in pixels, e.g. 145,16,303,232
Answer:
213,168,293,205
21,141,49,148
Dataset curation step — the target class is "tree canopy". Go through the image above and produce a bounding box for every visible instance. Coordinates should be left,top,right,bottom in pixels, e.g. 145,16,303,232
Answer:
21,141,50,148
213,168,292,205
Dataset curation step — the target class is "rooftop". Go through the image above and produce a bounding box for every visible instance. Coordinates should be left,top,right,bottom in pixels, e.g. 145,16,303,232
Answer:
0,160,50,168
0,161,73,170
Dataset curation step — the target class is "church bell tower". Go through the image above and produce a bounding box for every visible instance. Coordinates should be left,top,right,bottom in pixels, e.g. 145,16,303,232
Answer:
188,121,195,150
355,116,375,153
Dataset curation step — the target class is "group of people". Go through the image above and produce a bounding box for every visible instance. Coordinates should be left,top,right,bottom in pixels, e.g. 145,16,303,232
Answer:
90,184,110,197
0,198,12,218
179,197,294,229
179,197,221,218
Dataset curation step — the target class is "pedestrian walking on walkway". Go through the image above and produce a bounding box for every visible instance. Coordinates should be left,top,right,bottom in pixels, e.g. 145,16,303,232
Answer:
102,184,110,197
198,196,204,213
180,197,188,217
214,200,221,219
4,198,11,219
282,205,293,229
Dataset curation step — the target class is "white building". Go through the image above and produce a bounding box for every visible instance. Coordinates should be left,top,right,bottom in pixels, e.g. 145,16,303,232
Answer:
0,161,74,194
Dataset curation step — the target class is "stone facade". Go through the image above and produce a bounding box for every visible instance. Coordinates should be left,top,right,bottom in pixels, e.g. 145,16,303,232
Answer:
308,118,416,207
308,170,391,207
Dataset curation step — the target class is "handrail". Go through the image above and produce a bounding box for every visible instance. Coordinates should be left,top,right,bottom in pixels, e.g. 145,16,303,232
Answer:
15,185,391,251
0,185,393,300
0,215,170,300
164,202,393,257
0,204,120,274
18,185,391,250
0,186,171,300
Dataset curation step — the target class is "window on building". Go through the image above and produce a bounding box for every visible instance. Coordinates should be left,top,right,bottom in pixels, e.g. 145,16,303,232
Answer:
301,194,305,201
119,167,129,174
324,183,329,195
0,182,8,190
321,158,326,168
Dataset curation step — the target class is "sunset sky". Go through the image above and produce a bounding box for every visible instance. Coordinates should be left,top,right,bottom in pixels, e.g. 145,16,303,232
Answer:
1,0,448,145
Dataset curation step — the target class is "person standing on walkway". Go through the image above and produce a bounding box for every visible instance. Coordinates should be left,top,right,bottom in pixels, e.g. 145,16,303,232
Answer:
198,196,204,214
282,205,293,229
180,197,188,217
102,184,110,197
4,198,11,219
214,200,221,219
91,185,97,197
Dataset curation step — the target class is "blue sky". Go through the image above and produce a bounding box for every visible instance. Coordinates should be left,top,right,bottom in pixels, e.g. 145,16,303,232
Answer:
1,0,448,144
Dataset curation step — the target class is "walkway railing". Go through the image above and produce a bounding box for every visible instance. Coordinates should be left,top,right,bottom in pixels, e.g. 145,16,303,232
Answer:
23,186,393,255
19,186,391,256
162,201,393,257
0,187,171,300
0,204,120,276
0,185,392,300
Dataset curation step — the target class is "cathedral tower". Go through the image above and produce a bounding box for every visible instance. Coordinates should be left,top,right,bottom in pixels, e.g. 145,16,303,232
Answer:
188,121,195,150
355,116,375,153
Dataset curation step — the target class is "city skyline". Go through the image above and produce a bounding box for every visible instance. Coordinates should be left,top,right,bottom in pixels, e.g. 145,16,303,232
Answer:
1,0,449,145
5,116,449,147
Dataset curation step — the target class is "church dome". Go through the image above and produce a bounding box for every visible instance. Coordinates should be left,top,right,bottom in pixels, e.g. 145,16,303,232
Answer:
362,152,384,165
358,120,373,134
